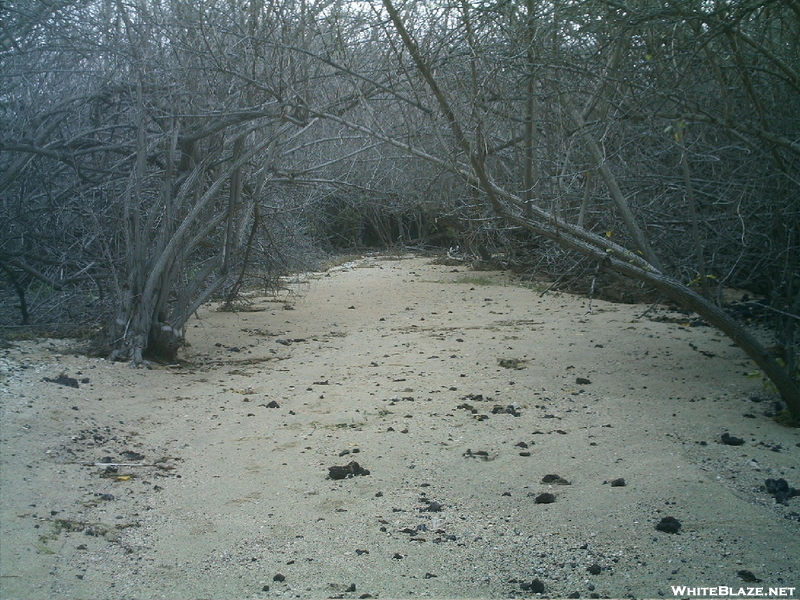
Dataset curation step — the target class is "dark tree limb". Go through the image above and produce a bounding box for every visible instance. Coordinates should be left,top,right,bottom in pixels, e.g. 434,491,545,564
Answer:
0,261,29,325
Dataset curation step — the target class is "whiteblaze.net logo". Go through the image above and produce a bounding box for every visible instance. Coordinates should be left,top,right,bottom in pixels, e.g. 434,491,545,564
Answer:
670,586,797,597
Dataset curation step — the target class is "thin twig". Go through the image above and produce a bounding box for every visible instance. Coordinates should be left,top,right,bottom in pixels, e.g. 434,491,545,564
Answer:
586,260,601,314
78,461,162,467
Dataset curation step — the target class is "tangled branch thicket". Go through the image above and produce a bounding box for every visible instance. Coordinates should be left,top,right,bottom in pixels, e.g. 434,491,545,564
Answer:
1,0,797,410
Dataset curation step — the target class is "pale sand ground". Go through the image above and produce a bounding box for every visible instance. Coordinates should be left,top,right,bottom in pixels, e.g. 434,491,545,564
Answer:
1,254,798,600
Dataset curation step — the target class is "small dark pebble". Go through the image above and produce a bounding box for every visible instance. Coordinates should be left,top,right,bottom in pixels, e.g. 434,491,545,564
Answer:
737,570,762,583
355,549,369,555
519,451,531,457
262,585,270,592
266,400,280,408
492,404,521,417
567,592,580,599
328,462,370,480
655,516,681,534
392,553,404,559
587,564,602,575
464,449,490,459
541,474,570,485
359,595,374,599
121,451,145,461
521,579,545,593
273,574,285,582
610,478,626,487
534,493,556,504
576,377,592,385
424,573,437,579
43,373,80,388
420,500,443,512
721,433,745,446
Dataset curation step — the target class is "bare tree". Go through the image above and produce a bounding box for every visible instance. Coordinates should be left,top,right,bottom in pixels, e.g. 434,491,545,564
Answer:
1,0,383,360
351,0,800,418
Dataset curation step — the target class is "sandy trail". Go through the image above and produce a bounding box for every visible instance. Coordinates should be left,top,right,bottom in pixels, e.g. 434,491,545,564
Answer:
1,254,798,599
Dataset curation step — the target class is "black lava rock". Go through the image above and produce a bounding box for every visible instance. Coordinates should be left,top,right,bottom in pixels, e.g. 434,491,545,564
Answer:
610,478,626,487
764,478,799,504
464,449,490,459
655,516,682,534
534,493,556,504
420,499,444,512
43,373,80,388
121,451,145,461
521,579,546,593
328,461,370,480
737,570,762,583
721,433,745,446
541,474,570,485
492,404,521,417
